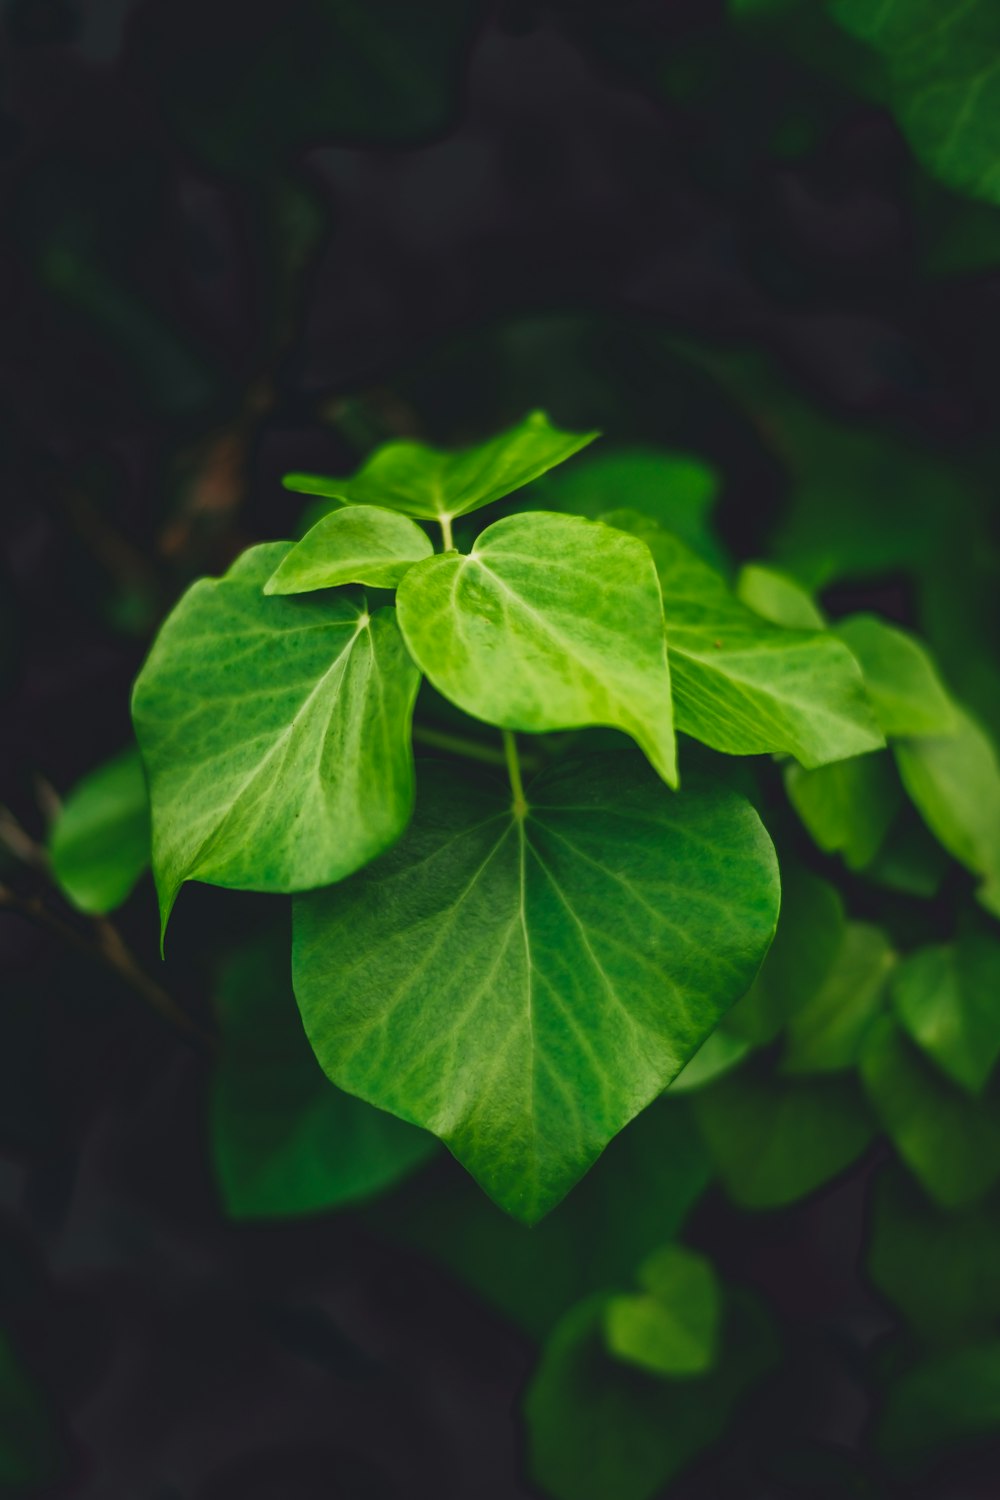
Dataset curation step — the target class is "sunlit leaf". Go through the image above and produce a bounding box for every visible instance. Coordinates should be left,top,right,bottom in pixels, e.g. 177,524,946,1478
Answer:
264,505,433,593
736,563,825,631
604,1245,721,1378
834,614,956,739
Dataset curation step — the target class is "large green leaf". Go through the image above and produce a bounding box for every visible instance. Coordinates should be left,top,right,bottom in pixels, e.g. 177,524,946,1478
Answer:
132,544,421,934
293,753,779,1221
830,0,1000,207
211,926,436,1219
48,745,150,915
895,707,1000,918
525,1290,776,1500
396,512,678,785
861,1017,1000,1208
283,410,599,524
834,615,956,739
604,511,883,768
785,753,902,870
604,1245,721,1378
264,505,433,593
891,936,1000,1096
693,1060,874,1208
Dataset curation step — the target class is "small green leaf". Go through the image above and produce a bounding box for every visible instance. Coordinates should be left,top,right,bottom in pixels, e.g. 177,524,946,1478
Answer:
693,1060,874,1208
525,1290,776,1500
895,706,1000,917
604,1245,721,1377
736,563,825,631
264,505,433,593
48,746,150,914
879,1343,1000,1468
396,512,678,785
783,922,895,1075
283,410,600,523
860,1017,1000,1209
605,511,883,768
211,925,436,1219
869,1165,1000,1347
835,614,956,739
294,753,779,1221
785,753,902,869
891,936,1000,1096
132,544,421,935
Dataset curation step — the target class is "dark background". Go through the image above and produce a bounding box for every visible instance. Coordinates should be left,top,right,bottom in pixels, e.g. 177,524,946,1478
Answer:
2,1,999,1496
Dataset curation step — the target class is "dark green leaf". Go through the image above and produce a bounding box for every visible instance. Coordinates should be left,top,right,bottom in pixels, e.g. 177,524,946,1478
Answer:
891,936,1000,1096
264,505,433,593
0,1328,62,1489
294,753,779,1221
48,746,150,915
785,753,902,869
879,1343,1000,1467
783,922,895,1075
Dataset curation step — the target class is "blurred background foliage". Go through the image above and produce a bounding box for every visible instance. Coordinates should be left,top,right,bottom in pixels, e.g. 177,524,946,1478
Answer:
2,0,1000,1496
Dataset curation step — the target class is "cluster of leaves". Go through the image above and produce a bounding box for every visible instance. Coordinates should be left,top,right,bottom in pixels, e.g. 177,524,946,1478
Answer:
45,407,1000,1497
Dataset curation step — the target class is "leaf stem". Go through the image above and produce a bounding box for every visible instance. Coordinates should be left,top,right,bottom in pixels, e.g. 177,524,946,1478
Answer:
502,730,528,818
438,513,454,551
413,723,540,770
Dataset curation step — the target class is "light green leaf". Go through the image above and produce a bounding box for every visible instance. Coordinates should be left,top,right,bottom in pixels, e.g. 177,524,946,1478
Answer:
860,1017,1000,1208
294,753,779,1221
264,504,433,593
830,0,1000,208
282,409,600,523
604,511,883,768
396,512,677,785
736,563,825,631
693,1061,874,1208
879,1343,1000,1468
525,1290,776,1500
835,614,956,739
783,922,895,1075
869,1165,1000,1347
671,1028,751,1092
785,753,902,869
891,936,1000,1096
604,1245,721,1377
132,543,421,935
211,926,436,1220
895,706,1000,917
48,746,150,914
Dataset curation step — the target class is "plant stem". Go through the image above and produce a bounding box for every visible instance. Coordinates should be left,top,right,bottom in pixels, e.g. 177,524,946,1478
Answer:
439,513,454,551
413,725,508,765
502,730,528,818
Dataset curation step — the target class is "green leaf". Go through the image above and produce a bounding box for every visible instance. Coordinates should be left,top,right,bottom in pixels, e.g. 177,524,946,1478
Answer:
604,511,883,768
693,1060,874,1208
868,1165,1000,1347
834,615,956,739
396,512,678,785
283,410,600,524
782,922,895,1075
369,1094,711,1340
0,1328,62,1489
671,1028,752,1092
264,505,433,593
830,0,1000,208
604,1245,721,1377
891,936,1000,1096
525,1290,776,1500
211,925,436,1219
785,753,902,869
864,805,950,899
736,563,825,631
860,1017,1000,1209
895,706,1000,918
294,752,779,1221
879,1343,1000,1468
48,746,150,914
132,544,421,935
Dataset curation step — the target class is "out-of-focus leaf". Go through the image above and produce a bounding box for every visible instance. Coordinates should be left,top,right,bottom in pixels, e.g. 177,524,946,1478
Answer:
834,615,956,740
49,746,150,915
891,936,1000,1096
785,753,902,870
783,922,895,1075
736,563,825,631
604,1245,721,1378
671,1028,752,1092
692,1060,874,1208
864,804,950,899
879,1343,1000,1468
868,1166,1000,1347
211,927,436,1220
860,1017,1000,1209
0,1328,62,1489
525,1290,776,1500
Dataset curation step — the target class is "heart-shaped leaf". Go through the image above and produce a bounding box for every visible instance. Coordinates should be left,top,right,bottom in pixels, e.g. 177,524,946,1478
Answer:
283,409,599,523
132,543,421,935
396,511,677,785
293,752,779,1221
264,504,433,593
604,1244,721,1378
891,936,1000,1096
605,511,883,768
